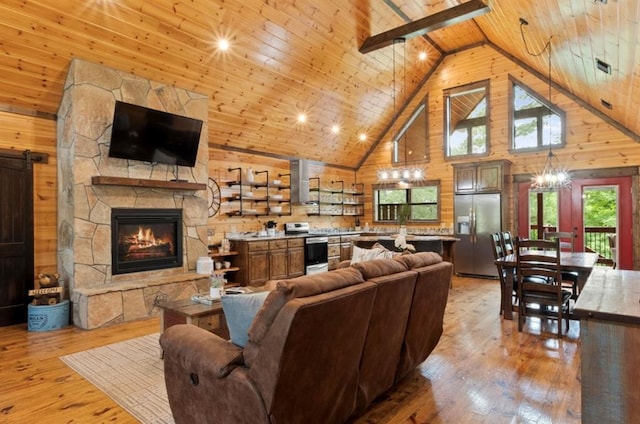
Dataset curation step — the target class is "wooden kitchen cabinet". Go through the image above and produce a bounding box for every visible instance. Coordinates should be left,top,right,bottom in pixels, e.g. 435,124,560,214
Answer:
453,160,510,194
230,240,269,286
287,238,305,278
231,237,306,286
268,239,288,280
340,234,357,262
328,236,341,270
246,250,269,286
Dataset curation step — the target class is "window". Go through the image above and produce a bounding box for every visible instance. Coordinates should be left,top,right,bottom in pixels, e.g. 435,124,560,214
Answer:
393,100,428,164
528,190,558,239
444,80,489,158
374,181,440,223
511,78,565,151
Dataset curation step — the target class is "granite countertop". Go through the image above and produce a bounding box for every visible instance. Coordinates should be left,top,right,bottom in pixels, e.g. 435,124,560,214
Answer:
227,233,306,241
353,235,458,241
227,230,456,242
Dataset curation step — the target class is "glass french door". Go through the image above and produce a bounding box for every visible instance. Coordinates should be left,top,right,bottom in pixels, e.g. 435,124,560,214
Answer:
517,175,632,269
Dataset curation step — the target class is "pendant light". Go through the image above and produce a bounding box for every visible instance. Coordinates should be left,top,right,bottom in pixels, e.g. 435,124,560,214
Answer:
522,27,570,192
377,38,425,184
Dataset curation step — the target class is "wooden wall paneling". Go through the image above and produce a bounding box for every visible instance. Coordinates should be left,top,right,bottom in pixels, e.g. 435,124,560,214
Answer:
0,0,639,170
0,0,436,169
0,0,639,275
359,44,640,236
207,148,359,245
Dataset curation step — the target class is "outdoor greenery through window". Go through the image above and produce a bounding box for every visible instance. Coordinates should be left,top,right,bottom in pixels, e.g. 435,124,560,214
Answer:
374,181,440,223
528,186,617,261
528,191,558,239
511,80,565,151
444,80,489,158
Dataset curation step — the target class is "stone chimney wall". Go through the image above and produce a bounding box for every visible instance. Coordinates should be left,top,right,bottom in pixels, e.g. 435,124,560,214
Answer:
57,59,210,328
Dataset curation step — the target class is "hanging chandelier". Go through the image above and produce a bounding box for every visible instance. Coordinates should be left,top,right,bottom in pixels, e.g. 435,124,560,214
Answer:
522,26,570,192
377,167,425,182
377,38,425,184
531,149,570,192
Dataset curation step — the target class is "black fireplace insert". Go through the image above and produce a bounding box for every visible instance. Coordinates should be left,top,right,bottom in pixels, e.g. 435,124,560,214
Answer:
111,208,183,275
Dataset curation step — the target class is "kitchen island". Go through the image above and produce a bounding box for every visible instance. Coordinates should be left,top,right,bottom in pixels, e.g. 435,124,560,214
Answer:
224,231,457,287
573,268,640,424
352,235,458,264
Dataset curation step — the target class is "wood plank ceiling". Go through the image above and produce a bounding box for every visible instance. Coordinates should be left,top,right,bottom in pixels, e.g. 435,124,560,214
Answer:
0,0,638,169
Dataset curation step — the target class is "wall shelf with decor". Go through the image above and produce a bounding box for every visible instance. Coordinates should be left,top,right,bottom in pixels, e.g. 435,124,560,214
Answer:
222,167,291,217
209,250,240,286
267,173,291,216
343,182,365,216
306,178,364,216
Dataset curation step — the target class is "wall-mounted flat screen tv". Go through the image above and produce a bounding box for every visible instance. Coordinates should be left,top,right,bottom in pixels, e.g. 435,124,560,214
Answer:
108,101,203,167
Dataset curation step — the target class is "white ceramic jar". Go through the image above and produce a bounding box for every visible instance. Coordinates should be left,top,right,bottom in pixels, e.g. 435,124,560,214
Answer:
196,256,213,274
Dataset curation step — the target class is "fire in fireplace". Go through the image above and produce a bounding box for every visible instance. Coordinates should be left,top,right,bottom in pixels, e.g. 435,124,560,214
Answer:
111,208,183,275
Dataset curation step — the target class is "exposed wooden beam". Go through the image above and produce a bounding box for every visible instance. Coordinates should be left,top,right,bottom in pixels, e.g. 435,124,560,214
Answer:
359,0,490,54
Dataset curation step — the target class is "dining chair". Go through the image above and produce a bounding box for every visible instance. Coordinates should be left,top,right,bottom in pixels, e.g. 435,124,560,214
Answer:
490,232,508,315
543,231,575,251
501,231,514,255
515,237,572,338
543,231,579,298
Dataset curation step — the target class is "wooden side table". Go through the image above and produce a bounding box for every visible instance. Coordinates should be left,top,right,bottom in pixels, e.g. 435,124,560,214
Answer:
158,298,229,340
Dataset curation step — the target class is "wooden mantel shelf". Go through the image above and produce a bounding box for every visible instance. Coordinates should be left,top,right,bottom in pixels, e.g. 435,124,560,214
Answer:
91,176,206,190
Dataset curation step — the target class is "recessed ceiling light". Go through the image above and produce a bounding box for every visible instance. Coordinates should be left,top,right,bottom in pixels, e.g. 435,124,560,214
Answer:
359,133,367,142
217,38,230,51
297,113,307,123
418,51,427,61
331,124,340,134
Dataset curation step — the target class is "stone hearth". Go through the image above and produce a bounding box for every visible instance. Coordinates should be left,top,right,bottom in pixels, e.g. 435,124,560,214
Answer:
57,59,210,329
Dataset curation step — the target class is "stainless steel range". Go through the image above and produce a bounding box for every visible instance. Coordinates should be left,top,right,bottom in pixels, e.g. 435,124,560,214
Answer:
285,222,329,275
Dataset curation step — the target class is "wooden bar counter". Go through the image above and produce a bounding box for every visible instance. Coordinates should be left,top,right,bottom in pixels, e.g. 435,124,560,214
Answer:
573,268,640,424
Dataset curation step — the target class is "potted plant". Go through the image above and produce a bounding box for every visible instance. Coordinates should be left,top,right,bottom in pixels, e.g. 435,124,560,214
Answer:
397,203,410,229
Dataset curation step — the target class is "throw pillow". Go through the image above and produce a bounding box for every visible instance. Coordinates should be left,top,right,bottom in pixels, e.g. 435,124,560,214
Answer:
350,245,394,264
221,291,270,347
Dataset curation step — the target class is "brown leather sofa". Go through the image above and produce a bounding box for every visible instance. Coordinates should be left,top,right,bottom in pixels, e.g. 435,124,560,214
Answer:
159,252,452,424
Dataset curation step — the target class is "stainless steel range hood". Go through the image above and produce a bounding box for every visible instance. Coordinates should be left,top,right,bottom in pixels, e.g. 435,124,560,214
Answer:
290,159,310,204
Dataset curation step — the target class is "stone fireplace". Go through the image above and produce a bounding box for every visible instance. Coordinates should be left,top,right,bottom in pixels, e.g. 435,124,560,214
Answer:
57,59,210,329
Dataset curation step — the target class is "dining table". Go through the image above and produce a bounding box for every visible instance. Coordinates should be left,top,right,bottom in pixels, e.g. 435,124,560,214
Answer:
494,250,600,320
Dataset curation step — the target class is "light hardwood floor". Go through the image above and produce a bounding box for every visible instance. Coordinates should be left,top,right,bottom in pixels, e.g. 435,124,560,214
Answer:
0,275,581,423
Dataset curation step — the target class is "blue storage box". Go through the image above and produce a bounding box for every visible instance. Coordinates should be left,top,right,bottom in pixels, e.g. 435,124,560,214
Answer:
27,300,70,332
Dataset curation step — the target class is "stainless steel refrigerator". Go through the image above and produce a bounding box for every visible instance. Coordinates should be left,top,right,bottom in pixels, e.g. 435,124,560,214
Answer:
453,193,501,278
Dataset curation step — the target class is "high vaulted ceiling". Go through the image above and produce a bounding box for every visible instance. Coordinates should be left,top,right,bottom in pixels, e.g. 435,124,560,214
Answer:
1,0,638,169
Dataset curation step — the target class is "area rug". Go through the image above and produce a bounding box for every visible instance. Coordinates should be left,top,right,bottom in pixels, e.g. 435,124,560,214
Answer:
60,333,174,424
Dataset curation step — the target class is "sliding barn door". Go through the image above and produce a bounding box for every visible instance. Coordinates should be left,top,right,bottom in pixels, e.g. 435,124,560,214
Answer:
0,156,34,326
